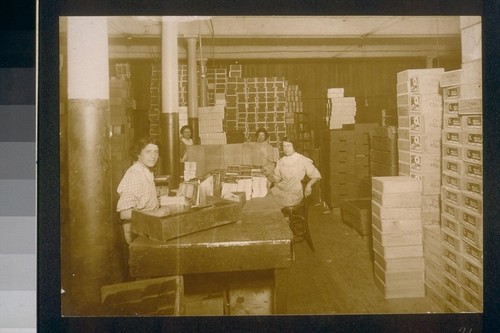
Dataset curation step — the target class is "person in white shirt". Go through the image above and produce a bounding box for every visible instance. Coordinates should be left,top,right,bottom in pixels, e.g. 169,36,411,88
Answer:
180,125,194,163
116,137,170,244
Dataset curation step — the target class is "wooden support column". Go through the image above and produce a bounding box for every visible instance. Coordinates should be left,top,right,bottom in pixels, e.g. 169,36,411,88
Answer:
186,36,199,144
66,17,123,315
160,17,180,188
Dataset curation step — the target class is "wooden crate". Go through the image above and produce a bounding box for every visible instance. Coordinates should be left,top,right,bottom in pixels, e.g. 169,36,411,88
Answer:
340,198,372,237
132,200,242,243
101,276,184,316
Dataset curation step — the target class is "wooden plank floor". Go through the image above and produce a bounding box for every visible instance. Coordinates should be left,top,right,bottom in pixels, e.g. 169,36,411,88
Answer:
284,203,444,315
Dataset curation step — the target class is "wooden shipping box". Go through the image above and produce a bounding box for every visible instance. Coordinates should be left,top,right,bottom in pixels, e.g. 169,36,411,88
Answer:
372,238,423,259
373,250,425,272
410,153,441,173
374,262,424,285
371,201,421,220
396,76,441,95
410,172,441,194
397,68,444,84
374,272,425,299
409,113,443,134
372,215,421,234
100,276,184,316
370,136,397,152
132,201,242,243
372,176,421,193
340,198,372,237
372,224,422,247
371,189,421,208
370,162,398,177
370,149,398,166
409,133,441,154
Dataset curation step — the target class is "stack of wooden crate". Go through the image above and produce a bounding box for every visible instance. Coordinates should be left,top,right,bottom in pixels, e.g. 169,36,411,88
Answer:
327,129,355,208
369,125,398,177
371,176,425,298
438,16,483,313
354,123,378,196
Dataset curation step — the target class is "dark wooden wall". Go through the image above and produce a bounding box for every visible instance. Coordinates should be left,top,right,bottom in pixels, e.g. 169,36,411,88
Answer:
111,56,461,146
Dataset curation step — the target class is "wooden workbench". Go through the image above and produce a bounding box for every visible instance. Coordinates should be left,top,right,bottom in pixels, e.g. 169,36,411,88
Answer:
128,194,294,314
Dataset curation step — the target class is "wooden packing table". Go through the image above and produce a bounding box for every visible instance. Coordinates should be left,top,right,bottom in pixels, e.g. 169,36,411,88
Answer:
128,194,294,314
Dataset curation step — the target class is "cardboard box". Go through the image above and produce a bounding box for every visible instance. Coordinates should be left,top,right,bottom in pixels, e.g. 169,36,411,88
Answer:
410,153,441,173
443,275,462,299
370,137,397,152
408,94,443,113
371,176,421,193
371,189,421,208
410,133,441,154
372,201,421,220
369,125,397,138
444,260,461,282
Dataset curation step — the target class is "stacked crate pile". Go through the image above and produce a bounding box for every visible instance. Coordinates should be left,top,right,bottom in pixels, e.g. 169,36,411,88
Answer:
109,76,134,202
438,16,483,313
198,94,227,145
326,88,356,129
354,123,378,197
206,68,227,106
327,129,356,208
396,68,445,309
371,176,425,299
369,126,398,177
232,77,288,147
149,62,161,142
178,64,188,107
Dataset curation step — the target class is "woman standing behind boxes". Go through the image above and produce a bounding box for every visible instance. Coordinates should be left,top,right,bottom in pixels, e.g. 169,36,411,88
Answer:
180,125,194,163
267,137,321,207
117,137,171,244
256,128,277,174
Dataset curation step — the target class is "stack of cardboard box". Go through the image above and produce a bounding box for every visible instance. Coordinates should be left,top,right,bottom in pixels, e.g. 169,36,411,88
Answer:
371,177,425,298
198,104,226,145
328,129,356,207
206,68,227,106
438,16,483,313
178,64,188,107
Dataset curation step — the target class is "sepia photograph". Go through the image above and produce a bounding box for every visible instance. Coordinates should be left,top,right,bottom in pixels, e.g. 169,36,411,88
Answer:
58,15,484,318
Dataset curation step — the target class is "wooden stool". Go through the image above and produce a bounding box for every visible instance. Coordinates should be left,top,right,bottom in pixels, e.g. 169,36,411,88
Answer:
280,195,315,252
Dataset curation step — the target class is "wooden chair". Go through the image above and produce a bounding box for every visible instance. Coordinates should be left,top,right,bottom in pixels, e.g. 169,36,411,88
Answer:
280,181,316,252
